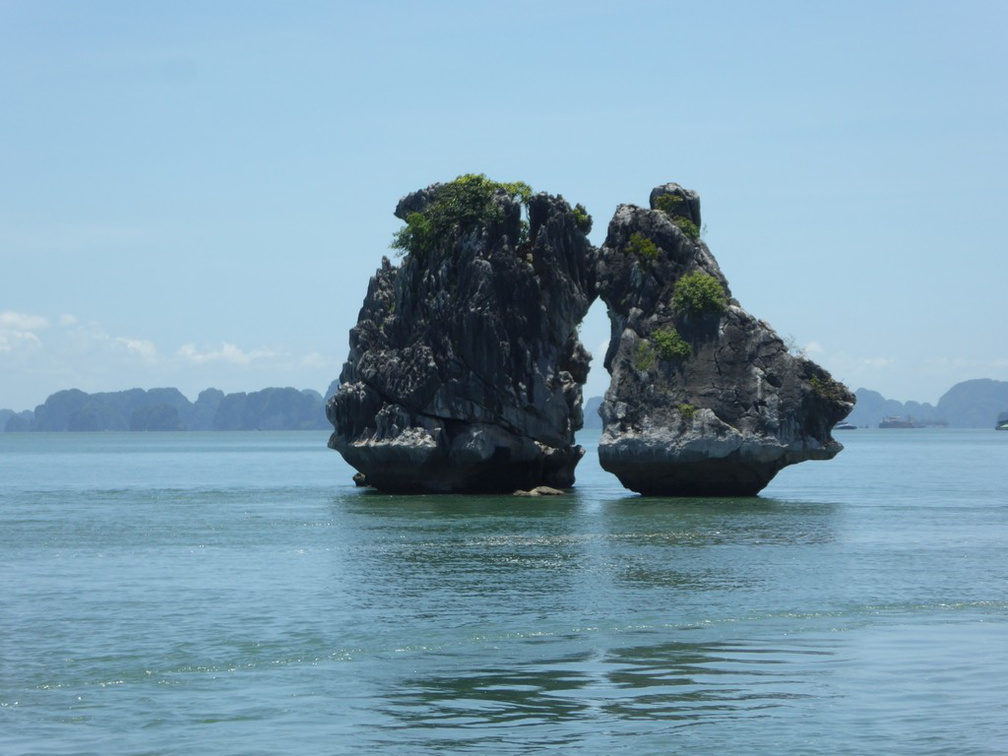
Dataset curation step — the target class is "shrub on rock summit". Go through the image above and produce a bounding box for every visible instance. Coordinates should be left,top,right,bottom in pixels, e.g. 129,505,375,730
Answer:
391,173,533,260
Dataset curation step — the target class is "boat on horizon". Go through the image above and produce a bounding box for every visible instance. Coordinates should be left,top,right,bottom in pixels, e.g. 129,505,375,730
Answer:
879,416,917,429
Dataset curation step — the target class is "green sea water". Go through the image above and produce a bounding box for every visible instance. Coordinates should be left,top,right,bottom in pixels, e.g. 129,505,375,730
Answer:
1,429,1006,754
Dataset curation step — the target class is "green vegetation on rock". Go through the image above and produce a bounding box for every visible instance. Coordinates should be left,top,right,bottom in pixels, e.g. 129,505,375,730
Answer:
626,233,660,264
391,173,533,259
652,326,691,360
654,193,684,215
809,372,846,402
671,216,700,240
654,194,699,240
573,203,593,234
633,340,657,371
672,271,726,315
677,403,697,421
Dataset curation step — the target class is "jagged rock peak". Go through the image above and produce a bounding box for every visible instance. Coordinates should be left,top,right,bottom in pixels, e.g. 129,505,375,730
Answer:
327,175,597,493
649,183,701,228
595,183,854,496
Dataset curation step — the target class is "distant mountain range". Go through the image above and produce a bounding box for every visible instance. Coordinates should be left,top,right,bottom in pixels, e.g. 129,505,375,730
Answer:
1,386,332,432
580,379,1008,430
845,379,1008,428
4,378,1007,432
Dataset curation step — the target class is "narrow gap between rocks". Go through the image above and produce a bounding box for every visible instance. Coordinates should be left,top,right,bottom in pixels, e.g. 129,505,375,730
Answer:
575,296,611,444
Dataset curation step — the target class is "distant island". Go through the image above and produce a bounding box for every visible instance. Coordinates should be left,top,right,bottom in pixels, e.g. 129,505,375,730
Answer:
844,379,1008,428
1,386,334,432
581,378,1008,430
5,377,1007,433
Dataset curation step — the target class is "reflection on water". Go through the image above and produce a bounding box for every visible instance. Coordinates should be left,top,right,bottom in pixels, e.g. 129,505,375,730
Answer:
376,636,836,751
323,491,863,751
369,614,1008,754
2,432,1008,754
334,493,842,615
327,492,848,655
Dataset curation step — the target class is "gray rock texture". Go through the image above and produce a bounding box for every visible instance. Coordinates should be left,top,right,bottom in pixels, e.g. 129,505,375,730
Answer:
329,179,853,496
327,180,596,493
595,183,855,495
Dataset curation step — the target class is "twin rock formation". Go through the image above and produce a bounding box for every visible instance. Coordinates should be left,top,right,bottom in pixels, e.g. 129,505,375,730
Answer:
327,177,854,496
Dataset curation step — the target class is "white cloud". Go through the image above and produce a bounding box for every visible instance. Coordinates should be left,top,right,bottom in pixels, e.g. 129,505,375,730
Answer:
115,337,158,361
176,342,279,365
860,357,894,369
0,311,50,331
62,320,126,353
0,310,51,353
301,351,339,370
817,352,895,383
2,312,338,409
0,329,42,352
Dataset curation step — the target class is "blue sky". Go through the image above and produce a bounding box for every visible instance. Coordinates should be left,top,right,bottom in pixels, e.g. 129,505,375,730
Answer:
2,1,1006,411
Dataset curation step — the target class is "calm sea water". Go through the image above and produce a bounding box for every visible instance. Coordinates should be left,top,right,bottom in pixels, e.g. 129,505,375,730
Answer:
1,429,1006,755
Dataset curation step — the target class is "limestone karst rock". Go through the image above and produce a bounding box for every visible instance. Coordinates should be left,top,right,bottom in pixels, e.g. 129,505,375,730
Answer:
328,178,853,496
595,183,855,495
327,176,596,493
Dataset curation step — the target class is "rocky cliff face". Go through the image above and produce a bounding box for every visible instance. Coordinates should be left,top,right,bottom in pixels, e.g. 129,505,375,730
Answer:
595,184,855,495
329,178,853,496
327,177,596,493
